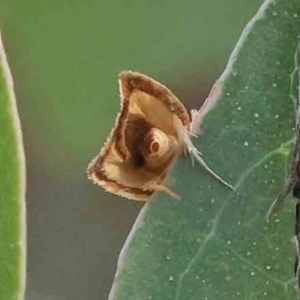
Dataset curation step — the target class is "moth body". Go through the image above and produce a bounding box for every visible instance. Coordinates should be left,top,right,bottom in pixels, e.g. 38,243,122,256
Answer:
87,71,233,201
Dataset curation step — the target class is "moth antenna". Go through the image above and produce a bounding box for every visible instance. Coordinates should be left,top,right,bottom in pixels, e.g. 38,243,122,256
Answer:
189,144,234,191
189,147,203,169
173,116,234,191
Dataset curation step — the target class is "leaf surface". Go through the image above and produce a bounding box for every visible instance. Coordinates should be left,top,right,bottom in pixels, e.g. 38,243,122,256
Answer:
109,1,300,299
0,32,26,300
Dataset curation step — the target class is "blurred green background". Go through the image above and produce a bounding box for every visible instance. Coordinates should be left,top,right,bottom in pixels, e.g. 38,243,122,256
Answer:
0,1,262,299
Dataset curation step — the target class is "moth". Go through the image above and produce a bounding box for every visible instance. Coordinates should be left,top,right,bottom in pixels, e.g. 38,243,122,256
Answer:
87,71,233,201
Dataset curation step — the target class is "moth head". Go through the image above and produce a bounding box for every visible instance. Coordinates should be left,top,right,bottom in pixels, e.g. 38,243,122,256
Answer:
139,127,180,168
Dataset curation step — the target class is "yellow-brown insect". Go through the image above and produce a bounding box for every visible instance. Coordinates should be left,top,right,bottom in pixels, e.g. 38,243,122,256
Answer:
87,71,232,201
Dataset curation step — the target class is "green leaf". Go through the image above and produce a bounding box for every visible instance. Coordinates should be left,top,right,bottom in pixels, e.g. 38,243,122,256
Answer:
109,0,300,299
0,32,26,300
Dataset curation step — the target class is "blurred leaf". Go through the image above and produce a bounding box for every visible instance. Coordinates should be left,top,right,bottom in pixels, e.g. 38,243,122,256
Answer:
0,32,26,300
109,0,300,299
0,0,263,178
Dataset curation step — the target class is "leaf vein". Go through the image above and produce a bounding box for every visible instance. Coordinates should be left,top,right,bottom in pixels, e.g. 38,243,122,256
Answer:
174,138,294,299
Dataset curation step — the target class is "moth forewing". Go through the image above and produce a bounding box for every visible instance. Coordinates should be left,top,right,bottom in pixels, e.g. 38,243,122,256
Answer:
87,71,233,201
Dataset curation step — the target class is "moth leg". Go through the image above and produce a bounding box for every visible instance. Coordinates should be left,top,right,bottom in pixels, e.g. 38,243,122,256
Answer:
144,182,181,200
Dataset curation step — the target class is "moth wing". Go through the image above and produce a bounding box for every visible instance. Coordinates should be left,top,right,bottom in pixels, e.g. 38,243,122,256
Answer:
87,71,190,201
119,71,191,137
